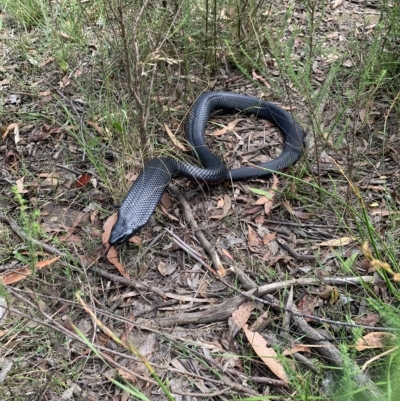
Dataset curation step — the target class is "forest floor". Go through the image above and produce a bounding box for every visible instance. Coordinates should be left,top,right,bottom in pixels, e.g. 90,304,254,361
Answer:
1,1,399,400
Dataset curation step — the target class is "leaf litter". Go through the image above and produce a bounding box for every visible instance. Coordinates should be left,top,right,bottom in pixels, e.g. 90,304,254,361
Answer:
0,0,399,399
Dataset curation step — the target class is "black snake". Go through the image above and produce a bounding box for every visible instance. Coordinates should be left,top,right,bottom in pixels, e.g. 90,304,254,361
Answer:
109,91,304,246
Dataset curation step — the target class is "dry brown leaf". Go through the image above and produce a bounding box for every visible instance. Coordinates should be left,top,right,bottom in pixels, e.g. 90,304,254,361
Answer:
86,120,103,136
355,332,397,351
164,123,188,151
353,313,380,327
282,200,313,220
212,194,232,219
359,108,367,122
231,301,254,329
159,203,179,222
221,248,234,261
262,231,276,245
229,302,254,341
216,197,224,207
2,123,19,140
60,31,73,40
1,256,61,285
245,206,263,215
211,119,243,136
0,78,11,86
343,59,353,67
264,175,279,215
296,295,320,321
369,209,390,216
160,192,172,209
15,178,28,194
254,197,270,206
252,70,271,89
317,236,356,247
59,75,70,88
102,213,117,245
317,286,338,302
331,0,343,10
242,324,289,383
106,246,130,279
117,368,137,383
157,260,177,276
102,214,130,279
247,225,263,247
128,235,142,245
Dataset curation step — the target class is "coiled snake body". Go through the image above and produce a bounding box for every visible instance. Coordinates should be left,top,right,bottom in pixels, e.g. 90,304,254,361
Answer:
109,91,304,246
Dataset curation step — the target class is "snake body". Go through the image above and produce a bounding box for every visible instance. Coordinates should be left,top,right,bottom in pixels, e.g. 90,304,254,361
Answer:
109,91,304,246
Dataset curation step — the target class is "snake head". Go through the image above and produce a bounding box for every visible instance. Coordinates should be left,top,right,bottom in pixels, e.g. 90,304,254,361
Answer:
109,215,139,246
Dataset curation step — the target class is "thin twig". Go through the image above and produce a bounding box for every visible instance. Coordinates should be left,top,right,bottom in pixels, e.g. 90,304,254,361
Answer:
167,184,225,274
0,214,66,257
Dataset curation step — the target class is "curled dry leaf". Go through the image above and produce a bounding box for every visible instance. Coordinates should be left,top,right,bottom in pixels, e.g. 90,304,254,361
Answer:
212,194,232,219
5,150,20,167
2,123,19,140
86,120,103,136
157,260,177,276
102,214,130,279
252,70,271,89
353,313,380,327
242,324,289,383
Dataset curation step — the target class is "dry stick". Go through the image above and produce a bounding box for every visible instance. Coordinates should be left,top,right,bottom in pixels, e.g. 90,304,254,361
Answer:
276,237,317,261
94,265,166,299
256,276,374,296
7,293,159,387
167,184,224,273
222,278,400,333
165,232,394,331
282,286,294,339
0,213,168,299
280,286,320,374
25,285,256,396
233,266,258,290
9,302,257,396
154,295,248,327
163,190,399,333
0,214,66,257
165,228,217,275
262,218,342,229
289,302,383,401
94,344,260,397
136,231,165,262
